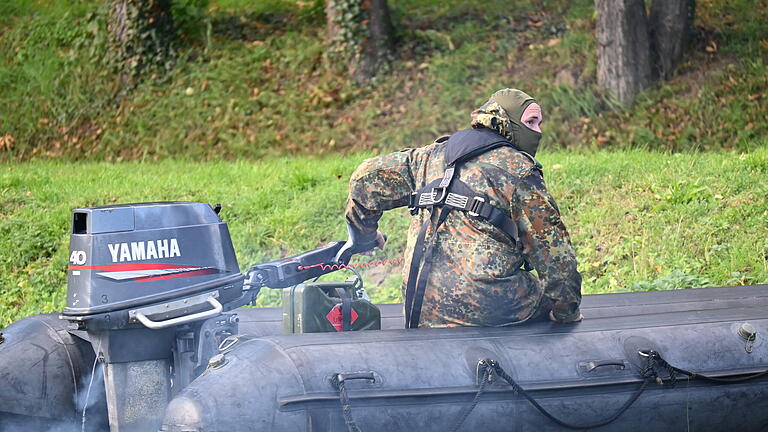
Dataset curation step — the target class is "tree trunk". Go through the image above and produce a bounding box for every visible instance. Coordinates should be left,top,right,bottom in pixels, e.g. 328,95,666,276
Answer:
649,0,696,79
325,0,395,84
596,0,653,105
108,0,176,87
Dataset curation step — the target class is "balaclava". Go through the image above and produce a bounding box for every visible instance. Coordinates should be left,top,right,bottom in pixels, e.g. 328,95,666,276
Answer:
470,88,542,156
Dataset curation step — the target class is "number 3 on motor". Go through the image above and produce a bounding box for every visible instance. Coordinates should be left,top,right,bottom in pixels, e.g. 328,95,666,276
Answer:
70,250,87,265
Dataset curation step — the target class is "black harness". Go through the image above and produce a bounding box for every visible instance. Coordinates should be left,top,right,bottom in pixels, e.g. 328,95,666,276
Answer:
404,128,530,329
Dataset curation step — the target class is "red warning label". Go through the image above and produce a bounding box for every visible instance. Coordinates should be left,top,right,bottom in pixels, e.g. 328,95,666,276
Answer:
326,304,359,332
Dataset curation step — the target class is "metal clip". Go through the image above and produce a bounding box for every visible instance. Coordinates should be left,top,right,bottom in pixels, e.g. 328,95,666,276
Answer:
431,187,448,205
218,335,240,353
468,197,485,217
475,358,496,385
738,323,757,354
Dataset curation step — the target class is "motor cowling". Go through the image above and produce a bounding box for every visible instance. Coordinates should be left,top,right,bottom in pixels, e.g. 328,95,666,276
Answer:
62,202,245,325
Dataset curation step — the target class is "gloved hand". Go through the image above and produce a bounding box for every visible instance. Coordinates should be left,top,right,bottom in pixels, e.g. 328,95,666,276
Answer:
360,231,387,256
333,224,382,264
549,309,583,323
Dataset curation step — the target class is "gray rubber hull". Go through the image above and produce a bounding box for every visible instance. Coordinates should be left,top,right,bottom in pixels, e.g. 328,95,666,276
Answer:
0,314,108,432
161,285,768,432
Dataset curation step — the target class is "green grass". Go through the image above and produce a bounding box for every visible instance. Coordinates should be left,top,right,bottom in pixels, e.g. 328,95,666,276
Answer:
1,0,766,160
2,147,767,326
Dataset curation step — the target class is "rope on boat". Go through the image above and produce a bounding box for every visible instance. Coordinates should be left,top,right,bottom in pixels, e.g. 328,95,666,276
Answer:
445,357,652,431
332,373,364,432
331,351,768,432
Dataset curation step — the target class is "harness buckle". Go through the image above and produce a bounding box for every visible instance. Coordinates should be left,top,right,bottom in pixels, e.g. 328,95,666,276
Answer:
468,196,485,217
408,192,419,215
431,186,448,205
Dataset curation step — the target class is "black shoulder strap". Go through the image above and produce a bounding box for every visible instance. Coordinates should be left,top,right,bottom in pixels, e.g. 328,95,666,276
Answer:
444,128,512,166
405,206,452,329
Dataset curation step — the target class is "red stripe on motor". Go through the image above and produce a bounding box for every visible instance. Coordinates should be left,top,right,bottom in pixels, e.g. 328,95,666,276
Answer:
68,264,192,271
135,268,218,282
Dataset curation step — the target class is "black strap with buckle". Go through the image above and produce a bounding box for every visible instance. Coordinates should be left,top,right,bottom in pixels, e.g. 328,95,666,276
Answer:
409,179,520,244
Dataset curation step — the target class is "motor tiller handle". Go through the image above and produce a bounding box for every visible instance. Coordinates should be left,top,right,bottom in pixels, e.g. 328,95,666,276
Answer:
245,240,350,289
245,223,381,290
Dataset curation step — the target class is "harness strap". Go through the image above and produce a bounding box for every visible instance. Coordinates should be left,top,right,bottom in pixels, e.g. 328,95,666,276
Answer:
336,288,353,332
406,206,452,329
409,179,520,243
404,213,434,327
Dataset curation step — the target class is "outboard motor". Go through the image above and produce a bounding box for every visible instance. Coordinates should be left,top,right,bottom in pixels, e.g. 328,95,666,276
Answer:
60,202,251,432
0,201,374,432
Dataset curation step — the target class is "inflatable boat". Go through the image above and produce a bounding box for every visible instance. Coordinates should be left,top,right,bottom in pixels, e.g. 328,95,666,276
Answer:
0,202,766,432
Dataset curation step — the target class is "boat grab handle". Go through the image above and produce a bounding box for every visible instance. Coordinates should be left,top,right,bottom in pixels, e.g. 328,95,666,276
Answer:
130,295,223,330
585,360,626,372
334,372,376,385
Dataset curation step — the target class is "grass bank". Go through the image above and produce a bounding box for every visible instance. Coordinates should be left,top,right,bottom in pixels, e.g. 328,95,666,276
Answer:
1,0,766,160
2,148,767,326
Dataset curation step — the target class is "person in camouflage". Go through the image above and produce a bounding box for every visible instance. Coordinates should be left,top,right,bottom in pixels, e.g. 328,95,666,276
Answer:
344,88,582,327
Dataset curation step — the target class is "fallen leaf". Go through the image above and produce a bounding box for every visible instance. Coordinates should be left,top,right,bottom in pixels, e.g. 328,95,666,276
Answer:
547,38,560,47
0,134,15,150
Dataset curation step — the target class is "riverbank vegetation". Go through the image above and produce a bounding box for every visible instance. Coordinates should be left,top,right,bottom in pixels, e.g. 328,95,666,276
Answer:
2,149,767,325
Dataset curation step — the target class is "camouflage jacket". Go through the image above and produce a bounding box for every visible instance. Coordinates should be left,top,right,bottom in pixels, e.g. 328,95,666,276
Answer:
345,132,582,327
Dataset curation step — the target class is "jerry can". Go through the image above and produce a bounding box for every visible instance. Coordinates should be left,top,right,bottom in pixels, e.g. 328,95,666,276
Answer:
282,280,381,333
